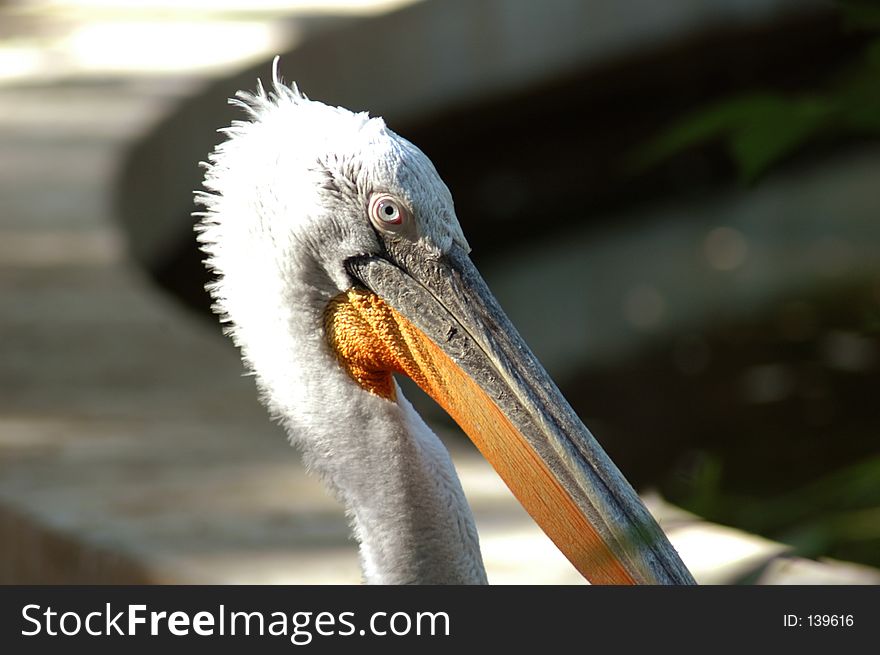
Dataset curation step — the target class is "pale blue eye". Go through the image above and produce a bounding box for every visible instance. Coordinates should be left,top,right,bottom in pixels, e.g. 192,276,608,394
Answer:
369,193,407,229
378,200,400,223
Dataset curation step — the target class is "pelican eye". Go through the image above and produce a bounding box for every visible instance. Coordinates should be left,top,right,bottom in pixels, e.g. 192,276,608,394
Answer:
368,193,409,231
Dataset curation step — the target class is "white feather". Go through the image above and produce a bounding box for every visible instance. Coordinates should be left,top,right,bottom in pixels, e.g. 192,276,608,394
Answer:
195,66,485,584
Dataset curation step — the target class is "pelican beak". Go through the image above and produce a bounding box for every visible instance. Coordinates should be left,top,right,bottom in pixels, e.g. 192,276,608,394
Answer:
331,241,695,585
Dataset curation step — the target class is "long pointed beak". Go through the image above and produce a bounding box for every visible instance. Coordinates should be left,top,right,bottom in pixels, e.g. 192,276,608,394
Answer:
332,241,695,585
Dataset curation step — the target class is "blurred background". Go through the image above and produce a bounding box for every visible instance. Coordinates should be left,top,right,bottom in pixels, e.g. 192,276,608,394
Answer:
1,0,878,584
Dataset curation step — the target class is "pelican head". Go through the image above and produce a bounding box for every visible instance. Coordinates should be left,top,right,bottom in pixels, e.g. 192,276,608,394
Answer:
195,62,694,585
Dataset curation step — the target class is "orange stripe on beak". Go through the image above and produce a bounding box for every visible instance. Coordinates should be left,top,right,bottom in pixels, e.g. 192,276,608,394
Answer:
326,288,636,585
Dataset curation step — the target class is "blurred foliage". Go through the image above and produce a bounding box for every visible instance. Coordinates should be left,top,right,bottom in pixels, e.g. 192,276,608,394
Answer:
623,1,880,576
631,1,880,182
675,454,880,569
652,282,880,574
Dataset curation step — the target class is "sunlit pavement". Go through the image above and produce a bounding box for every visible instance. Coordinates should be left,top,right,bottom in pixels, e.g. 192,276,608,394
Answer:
0,0,591,586
1,0,878,584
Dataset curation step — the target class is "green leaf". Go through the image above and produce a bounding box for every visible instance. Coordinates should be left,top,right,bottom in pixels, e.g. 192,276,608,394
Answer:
629,94,833,182
727,96,833,183
628,95,778,171
838,0,880,32
631,3,880,183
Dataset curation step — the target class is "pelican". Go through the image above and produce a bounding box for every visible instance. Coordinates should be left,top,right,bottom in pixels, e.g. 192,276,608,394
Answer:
195,61,695,585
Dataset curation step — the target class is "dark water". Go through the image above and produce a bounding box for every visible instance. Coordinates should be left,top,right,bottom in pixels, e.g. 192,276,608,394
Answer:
565,281,880,569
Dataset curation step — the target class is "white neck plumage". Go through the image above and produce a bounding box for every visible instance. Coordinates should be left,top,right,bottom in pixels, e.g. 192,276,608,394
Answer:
209,236,486,583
